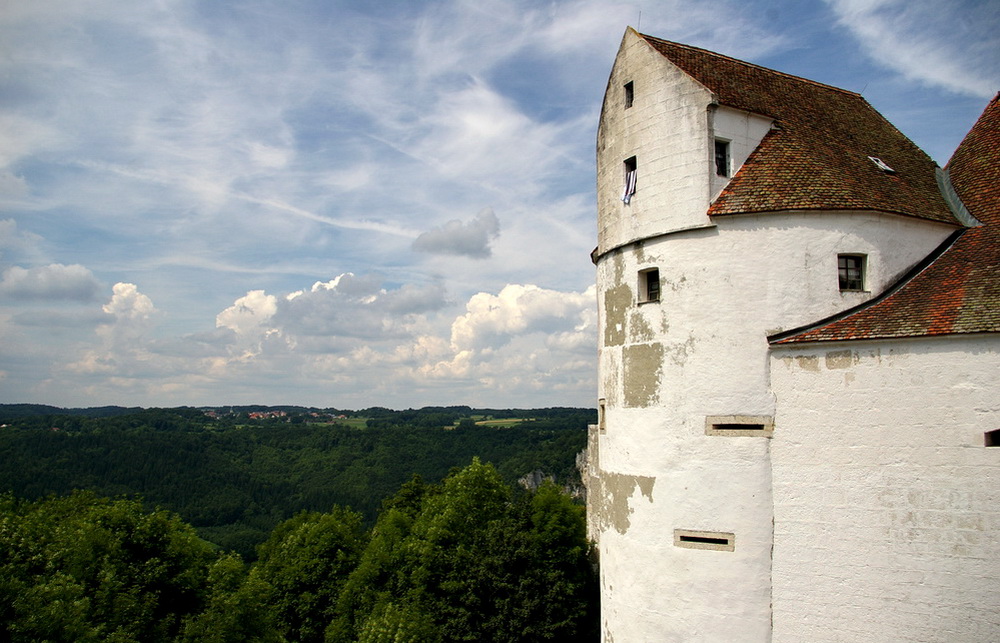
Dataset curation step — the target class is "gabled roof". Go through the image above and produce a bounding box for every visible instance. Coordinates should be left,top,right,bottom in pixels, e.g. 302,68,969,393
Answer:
638,32,961,226
771,93,1000,344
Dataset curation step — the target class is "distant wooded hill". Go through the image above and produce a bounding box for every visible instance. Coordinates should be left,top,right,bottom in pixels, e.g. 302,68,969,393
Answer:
0,405,593,559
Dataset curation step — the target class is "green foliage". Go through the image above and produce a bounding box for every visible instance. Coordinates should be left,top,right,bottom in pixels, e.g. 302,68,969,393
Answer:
0,492,217,642
177,555,280,643
331,460,598,643
0,405,593,560
256,506,367,643
0,458,597,643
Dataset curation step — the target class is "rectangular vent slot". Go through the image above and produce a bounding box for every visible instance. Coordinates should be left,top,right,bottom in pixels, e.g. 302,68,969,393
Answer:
705,416,774,437
680,535,729,545
674,529,735,551
713,423,764,432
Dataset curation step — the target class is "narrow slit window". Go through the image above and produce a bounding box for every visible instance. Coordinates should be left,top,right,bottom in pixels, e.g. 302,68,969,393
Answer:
598,398,607,433
624,81,634,109
838,254,866,291
674,529,735,552
622,156,637,204
714,139,730,177
986,429,1000,447
638,268,660,303
706,416,773,437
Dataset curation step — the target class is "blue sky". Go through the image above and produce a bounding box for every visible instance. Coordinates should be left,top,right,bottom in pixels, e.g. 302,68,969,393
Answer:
1,0,997,409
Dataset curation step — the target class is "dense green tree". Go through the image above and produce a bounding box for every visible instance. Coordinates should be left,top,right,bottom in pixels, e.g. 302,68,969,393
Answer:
255,506,367,643
178,555,280,643
0,492,217,642
330,459,597,643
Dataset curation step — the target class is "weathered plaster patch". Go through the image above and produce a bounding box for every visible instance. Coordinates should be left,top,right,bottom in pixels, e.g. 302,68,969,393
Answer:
825,349,853,369
664,333,696,367
623,343,663,407
664,273,688,292
604,284,631,347
629,310,655,343
601,352,620,407
794,355,820,372
598,469,656,535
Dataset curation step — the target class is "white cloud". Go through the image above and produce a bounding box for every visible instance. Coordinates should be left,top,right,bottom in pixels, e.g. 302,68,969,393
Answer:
413,207,500,258
824,0,1000,98
100,282,158,341
216,289,278,336
0,264,101,301
449,283,595,353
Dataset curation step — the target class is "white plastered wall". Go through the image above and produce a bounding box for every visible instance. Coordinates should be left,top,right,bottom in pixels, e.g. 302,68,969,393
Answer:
710,106,773,198
596,29,716,254
594,211,955,642
769,337,1000,643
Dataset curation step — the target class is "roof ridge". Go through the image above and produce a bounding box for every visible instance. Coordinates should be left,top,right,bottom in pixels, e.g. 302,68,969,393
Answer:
637,30,863,99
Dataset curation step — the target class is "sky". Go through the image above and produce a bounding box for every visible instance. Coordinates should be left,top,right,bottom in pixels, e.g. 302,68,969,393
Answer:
0,0,997,409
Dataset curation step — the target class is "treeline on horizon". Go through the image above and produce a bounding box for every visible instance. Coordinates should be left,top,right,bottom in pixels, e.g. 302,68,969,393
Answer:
0,404,594,559
1,459,599,642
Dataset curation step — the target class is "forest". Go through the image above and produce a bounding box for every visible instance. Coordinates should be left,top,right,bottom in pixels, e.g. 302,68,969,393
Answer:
0,405,593,558
1,460,598,642
0,405,598,641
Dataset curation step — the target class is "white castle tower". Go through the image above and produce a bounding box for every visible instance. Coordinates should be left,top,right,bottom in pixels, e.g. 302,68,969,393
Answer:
587,29,1000,642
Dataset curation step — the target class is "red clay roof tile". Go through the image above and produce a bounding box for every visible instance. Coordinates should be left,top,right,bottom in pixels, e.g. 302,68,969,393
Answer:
639,33,960,226
771,93,1000,343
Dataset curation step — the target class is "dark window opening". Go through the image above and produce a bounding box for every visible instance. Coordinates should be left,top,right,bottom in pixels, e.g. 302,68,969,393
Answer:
624,81,634,109
674,529,735,551
838,254,866,291
639,268,659,303
680,535,730,546
622,156,637,204
714,139,730,177
713,423,765,432
986,429,1000,447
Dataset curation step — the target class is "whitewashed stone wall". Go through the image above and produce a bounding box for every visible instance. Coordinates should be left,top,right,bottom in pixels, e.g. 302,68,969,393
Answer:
769,337,1000,643
592,28,971,643
596,29,715,254
593,210,952,642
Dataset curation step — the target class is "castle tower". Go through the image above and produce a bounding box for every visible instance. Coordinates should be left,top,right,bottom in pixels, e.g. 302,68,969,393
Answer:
588,29,966,642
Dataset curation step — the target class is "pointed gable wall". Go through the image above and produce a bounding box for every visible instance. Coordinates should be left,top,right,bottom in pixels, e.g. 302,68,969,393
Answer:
640,34,960,225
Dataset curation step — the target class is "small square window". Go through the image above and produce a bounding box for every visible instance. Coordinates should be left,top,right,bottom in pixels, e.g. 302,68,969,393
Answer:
985,429,1000,447
838,254,866,291
624,81,634,109
714,139,730,177
638,268,659,303
622,156,637,204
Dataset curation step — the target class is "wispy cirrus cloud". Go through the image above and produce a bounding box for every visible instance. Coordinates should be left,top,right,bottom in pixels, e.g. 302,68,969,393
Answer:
824,0,1000,98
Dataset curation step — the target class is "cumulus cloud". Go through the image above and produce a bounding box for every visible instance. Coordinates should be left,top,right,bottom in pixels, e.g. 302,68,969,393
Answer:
413,208,501,258
100,282,158,338
0,264,101,301
824,0,1000,98
449,283,595,353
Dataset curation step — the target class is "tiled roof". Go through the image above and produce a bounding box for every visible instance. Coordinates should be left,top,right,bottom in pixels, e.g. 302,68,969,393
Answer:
771,93,1000,344
639,33,960,225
